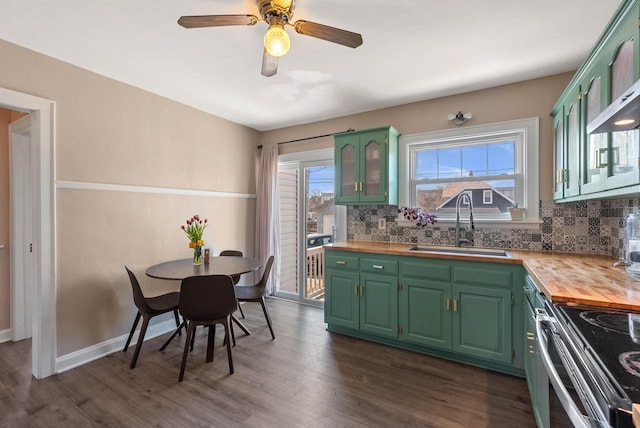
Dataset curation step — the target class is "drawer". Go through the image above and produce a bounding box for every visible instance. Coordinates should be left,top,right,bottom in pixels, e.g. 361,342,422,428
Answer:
453,264,512,288
360,257,398,275
401,260,451,282
325,252,359,271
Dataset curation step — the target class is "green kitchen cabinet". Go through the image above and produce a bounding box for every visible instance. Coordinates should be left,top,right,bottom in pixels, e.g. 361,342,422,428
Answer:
452,284,512,364
324,251,398,338
524,276,550,428
400,277,452,350
325,250,524,374
552,0,640,202
334,126,399,205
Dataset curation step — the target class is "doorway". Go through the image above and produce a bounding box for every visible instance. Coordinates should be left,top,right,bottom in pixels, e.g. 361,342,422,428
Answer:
276,149,346,306
0,87,56,379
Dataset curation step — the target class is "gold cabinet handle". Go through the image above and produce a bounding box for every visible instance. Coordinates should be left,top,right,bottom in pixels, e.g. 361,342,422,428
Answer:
354,182,358,192
453,299,458,312
360,285,364,296
372,265,384,270
446,298,451,311
336,260,346,265
359,181,363,192
354,285,359,296
526,332,535,354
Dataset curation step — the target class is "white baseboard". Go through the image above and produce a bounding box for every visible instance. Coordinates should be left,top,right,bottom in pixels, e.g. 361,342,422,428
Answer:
56,319,178,373
0,328,11,343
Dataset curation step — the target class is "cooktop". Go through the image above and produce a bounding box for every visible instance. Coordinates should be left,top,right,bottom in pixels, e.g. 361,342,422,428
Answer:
560,305,640,405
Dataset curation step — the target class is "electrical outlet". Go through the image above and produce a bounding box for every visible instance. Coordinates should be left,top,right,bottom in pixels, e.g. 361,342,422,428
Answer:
378,218,386,229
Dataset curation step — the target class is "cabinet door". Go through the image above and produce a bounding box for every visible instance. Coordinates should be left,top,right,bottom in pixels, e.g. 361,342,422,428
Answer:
358,130,388,204
564,86,581,198
360,272,398,338
452,284,512,364
581,59,608,195
335,138,361,204
325,269,359,328
607,9,640,190
552,108,565,200
400,277,452,350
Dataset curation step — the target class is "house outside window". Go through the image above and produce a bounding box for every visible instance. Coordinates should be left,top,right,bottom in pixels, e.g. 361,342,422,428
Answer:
398,118,539,224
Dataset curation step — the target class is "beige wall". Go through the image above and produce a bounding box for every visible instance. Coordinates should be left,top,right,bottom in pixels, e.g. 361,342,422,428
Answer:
0,40,260,355
261,72,574,202
0,108,10,330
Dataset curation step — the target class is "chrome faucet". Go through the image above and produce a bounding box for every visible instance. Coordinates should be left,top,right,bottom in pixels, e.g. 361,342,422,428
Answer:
455,193,475,247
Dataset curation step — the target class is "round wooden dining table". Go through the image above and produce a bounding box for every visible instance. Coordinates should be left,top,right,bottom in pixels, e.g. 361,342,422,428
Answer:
146,256,262,336
145,256,262,281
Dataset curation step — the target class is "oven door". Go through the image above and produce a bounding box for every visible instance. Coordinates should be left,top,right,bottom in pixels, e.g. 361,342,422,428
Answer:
536,307,610,428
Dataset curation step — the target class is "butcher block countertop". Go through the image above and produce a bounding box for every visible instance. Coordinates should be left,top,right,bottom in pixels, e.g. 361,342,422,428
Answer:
326,241,640,312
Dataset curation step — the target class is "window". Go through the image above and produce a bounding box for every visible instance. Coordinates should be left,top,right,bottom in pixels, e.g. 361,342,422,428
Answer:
483,190,493,205
399,118,539,224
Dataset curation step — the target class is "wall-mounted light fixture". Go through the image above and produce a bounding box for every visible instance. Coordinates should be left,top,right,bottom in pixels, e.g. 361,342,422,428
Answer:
448,111,473,126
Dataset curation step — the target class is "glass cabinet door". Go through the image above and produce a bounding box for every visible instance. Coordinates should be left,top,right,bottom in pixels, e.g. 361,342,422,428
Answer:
607,37,640,189
359,131,388,203
583,73,607,193
565,96,581,198
553,111,565,200
364,139,381,197
335,141,359,203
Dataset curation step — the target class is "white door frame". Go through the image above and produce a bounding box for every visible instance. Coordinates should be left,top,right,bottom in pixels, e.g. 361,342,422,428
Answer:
1,87,56,379
9,115,33,341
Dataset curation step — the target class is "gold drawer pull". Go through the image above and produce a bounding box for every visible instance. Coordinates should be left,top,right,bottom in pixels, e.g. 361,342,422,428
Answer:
372,265,384,270
336,260,347,265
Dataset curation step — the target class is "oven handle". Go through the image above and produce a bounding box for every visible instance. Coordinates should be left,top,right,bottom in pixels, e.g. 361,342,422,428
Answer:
535,309,594,428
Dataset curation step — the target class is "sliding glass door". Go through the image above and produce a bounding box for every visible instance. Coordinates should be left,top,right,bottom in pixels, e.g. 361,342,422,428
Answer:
277,150,345,306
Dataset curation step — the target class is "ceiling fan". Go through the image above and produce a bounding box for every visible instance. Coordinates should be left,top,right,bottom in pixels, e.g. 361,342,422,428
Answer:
178,0,363,77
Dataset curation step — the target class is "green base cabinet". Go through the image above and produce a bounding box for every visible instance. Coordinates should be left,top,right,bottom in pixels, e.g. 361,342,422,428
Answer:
325,250,525,375
324,252,398,339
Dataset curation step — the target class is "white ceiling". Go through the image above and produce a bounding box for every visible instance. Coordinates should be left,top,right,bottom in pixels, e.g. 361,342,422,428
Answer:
0,0,624,131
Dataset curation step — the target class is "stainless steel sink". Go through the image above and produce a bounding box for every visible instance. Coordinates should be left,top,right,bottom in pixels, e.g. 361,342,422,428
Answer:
406,245,510,257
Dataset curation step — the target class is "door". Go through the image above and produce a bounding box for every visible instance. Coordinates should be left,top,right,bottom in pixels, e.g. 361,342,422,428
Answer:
277,149,346,306
360,272,397,338
9,114,32,341
452,284,512,364
401,277,452,350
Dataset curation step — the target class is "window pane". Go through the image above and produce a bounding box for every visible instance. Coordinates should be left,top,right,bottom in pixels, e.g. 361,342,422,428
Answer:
416,178,515,214
462,145,486,177
488,142,515,175
416,150,438,179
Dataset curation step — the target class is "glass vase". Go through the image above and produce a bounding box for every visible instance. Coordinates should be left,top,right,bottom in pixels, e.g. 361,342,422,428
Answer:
193,245,203,265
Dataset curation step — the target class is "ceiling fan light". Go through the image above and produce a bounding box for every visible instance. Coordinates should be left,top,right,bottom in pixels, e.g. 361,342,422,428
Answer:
264,24,290,57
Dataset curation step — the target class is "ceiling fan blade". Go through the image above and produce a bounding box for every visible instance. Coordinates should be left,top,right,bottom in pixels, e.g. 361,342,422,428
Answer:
293,20,363,48
178,15,259,28
261,50,279,77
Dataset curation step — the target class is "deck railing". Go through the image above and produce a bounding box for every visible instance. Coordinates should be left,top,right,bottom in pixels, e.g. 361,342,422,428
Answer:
306,246,325,300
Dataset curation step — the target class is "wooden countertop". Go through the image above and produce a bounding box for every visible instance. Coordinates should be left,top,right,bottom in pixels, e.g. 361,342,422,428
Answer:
326,241,640,312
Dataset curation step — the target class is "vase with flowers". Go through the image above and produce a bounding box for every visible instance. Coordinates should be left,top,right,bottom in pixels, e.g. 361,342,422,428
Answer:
181,214,208,265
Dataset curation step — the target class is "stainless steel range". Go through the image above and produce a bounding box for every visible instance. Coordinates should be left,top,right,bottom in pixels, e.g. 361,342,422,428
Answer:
536,302,639,427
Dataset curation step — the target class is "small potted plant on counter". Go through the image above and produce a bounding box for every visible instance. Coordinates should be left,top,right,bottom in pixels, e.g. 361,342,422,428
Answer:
509,203,525,221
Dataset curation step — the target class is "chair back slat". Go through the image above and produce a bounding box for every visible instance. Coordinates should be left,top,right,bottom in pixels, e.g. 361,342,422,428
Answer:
179,275,237,321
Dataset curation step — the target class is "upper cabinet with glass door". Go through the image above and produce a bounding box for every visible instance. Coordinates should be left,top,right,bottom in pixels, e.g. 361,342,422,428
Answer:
552,0,640,202
334,126,400,205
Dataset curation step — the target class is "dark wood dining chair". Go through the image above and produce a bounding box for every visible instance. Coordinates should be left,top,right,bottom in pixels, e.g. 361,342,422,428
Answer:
123,267,183,369
219,249,245,318
234,255,275,340
179,274,238,381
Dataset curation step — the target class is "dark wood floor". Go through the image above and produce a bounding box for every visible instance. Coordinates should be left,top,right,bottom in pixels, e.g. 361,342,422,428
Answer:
0,298,536,427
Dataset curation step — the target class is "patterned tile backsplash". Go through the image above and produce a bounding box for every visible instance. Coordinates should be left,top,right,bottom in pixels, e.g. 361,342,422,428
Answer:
346,199,640,259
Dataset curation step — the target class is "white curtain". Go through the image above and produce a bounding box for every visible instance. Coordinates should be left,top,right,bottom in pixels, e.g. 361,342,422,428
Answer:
255,144,281,294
